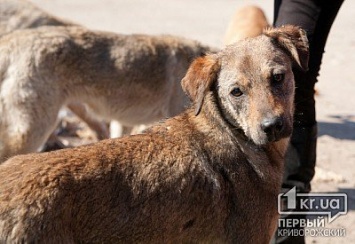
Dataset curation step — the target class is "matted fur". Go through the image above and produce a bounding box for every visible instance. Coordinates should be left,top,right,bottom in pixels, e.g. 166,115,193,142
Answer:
0,26,308,243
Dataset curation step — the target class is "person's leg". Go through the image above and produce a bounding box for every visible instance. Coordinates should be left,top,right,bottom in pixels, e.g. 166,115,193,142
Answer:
273,0,344,243
289,1,343,186
275,0,344,191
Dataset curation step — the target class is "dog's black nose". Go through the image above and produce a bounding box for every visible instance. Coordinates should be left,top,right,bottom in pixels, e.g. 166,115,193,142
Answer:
261,117,284,139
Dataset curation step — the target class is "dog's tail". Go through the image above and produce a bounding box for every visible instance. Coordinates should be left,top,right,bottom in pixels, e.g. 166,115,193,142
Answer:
223,5,269,46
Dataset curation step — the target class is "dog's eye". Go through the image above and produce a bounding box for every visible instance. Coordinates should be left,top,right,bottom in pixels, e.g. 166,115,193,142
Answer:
273,73,285,82
230,87,243,97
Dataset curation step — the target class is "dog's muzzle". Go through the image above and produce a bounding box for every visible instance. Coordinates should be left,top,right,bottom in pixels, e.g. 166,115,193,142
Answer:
261,116,285,142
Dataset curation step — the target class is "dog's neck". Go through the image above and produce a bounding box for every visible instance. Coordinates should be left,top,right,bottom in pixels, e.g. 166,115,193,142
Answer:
198,92,252,146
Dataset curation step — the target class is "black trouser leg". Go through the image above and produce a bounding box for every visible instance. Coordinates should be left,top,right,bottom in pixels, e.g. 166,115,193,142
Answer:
273,0,344,243
274,0,344,189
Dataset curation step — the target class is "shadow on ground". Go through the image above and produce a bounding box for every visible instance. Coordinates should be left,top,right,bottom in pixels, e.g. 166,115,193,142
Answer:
318,115,355,140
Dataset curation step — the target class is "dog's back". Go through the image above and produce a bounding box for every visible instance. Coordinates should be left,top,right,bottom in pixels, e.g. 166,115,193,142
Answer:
224,5,269,45
0,0,73,37
0,26,209,122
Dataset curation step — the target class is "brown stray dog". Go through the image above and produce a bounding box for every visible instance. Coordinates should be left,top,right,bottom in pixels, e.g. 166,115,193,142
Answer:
224,5,269,45
0,25,308,243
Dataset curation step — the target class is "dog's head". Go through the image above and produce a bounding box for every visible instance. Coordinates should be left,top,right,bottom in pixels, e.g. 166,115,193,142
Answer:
182,25,309,145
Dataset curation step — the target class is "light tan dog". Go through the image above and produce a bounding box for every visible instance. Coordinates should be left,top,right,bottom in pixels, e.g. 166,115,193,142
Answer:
0,25,309,243
0,25,212,162
224,5,269,45
0,0,113,143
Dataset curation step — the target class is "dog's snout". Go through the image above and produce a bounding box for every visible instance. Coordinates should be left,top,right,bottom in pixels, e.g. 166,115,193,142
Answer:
261,117,284,139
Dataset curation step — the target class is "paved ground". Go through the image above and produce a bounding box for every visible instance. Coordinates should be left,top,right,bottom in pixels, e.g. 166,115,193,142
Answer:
30,0,355,242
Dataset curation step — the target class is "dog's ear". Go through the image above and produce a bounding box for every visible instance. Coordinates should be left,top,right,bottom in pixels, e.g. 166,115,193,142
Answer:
263,25,309,71
181,55,220,116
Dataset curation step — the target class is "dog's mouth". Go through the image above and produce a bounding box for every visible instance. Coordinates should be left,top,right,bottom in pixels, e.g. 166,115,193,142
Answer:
265,129,287,143
266,125,292,143
253,131,290,145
